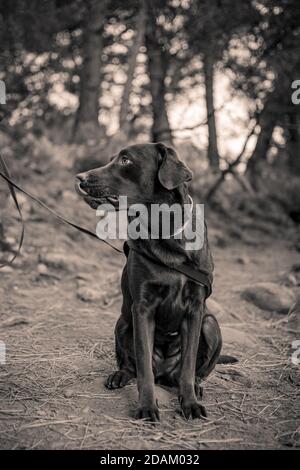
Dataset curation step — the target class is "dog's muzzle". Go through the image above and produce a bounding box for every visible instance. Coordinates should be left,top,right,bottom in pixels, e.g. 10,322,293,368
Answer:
75,176,119,208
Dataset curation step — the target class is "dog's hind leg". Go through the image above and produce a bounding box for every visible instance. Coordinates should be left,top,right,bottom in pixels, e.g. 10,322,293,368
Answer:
196,313,222,383
105,316,136,389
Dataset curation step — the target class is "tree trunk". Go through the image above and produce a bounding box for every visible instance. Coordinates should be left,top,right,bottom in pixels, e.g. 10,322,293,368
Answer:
203,53,219,169
119,1,146,137
145,8,173,145
246,90,278,177
73,0,107,144
286,110,300,175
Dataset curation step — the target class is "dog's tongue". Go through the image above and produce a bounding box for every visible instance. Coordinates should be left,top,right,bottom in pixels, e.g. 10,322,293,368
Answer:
106,196,119,204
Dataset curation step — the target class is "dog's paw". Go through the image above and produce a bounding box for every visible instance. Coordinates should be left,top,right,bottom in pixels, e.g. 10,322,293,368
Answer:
105,370,132,389
179,396,207,420
134,403,160,422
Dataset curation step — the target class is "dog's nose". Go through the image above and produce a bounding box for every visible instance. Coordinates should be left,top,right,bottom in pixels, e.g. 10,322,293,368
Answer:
75,173,87,183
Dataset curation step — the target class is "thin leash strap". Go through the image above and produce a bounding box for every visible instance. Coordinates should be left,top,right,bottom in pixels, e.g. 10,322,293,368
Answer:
0,154,123,260
0,155,25,267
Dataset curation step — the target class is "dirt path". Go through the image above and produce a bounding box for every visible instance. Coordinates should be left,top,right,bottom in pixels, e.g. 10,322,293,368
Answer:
0,179,299,450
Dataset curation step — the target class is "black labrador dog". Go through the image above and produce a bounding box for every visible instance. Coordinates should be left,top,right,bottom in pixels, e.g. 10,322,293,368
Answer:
75,143,224,422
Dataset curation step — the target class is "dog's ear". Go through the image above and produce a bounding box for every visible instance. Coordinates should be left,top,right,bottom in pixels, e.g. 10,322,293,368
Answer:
156,143,193,190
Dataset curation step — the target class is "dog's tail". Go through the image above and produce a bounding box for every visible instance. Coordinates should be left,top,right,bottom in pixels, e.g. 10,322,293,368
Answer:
217,355,238,364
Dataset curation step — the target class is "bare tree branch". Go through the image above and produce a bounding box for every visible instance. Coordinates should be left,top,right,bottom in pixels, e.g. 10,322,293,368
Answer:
158,105,225,135
205,120,258,201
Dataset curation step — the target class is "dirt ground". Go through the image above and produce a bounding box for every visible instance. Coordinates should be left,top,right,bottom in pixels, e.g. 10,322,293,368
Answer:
0,165,300,450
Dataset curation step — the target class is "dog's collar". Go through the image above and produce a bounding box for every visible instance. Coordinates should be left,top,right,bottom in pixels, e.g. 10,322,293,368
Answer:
171,194,193,238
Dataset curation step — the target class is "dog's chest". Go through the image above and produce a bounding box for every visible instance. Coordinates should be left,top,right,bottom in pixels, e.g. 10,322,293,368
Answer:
155,276,202,331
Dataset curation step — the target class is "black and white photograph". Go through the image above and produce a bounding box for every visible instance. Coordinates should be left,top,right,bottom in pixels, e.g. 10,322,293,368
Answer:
0,0,299,458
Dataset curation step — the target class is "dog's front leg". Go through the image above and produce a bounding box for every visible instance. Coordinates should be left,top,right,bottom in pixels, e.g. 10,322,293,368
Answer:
132,302,159,422
179,299,207,419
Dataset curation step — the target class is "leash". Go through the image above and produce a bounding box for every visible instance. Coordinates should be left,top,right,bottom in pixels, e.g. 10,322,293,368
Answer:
0,154,212,297
0,155,25,267
0,154,123,260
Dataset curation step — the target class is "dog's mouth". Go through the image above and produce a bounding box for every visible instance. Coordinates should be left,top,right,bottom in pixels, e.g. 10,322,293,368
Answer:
75,181,119,209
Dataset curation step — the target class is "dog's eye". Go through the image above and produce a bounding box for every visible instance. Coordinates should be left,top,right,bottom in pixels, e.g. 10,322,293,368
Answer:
120,156,131,165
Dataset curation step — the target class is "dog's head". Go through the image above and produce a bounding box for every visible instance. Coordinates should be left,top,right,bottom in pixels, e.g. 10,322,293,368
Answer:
75,143,192,210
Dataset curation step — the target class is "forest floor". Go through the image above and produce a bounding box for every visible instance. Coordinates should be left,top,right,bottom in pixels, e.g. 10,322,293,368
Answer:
0,152,300,450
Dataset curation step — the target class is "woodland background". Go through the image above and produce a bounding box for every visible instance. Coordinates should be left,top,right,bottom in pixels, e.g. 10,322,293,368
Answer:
0,0,300,450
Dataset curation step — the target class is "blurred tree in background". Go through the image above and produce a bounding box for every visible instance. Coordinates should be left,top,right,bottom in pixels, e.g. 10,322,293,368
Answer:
225,0,300,178
0,0,299,177
72,0,108,143
184,0,261,168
